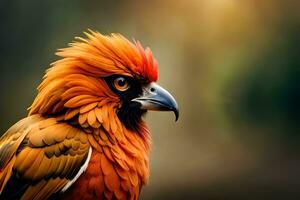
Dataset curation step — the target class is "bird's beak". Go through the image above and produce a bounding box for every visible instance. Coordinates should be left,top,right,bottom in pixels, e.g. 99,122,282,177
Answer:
132,83,179,121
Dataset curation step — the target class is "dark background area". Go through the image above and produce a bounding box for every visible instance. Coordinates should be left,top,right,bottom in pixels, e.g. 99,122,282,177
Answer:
1,0,300,199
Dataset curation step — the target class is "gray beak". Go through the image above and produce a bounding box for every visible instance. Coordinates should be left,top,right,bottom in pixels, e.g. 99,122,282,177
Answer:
132,83,179,121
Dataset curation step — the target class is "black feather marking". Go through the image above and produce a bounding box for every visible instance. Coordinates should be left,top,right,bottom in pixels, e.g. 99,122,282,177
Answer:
16,137,29,155
104,75,148,132
0,171,30,200
0,144,12,168
117,101,146,132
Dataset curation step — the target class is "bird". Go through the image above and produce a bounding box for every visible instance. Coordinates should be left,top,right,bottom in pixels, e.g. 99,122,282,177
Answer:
0,31,179,200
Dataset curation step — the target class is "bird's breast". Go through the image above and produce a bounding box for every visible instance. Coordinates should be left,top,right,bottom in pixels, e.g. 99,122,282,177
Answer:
61,131,150,200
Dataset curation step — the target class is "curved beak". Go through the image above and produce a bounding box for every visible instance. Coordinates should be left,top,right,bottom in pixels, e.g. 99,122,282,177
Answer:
132,83,179,121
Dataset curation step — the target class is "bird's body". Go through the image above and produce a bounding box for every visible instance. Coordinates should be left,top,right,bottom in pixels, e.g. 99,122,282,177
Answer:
0,31,178,200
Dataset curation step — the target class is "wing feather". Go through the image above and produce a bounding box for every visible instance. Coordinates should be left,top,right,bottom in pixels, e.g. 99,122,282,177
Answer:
0,114,91,200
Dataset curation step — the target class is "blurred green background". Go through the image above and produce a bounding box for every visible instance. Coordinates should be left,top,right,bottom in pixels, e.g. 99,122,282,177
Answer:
1,0,300,199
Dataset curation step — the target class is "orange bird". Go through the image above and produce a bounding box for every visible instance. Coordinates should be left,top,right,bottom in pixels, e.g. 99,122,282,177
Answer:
0,31,178,200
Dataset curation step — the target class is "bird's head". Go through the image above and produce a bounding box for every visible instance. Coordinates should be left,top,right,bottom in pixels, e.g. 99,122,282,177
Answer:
29,31,179,134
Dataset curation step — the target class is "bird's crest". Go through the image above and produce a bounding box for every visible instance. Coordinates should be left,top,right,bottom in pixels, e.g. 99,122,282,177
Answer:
29,31,158,115
58,30,158,82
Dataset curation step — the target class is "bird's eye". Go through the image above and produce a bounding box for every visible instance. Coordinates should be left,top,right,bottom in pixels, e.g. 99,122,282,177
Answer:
113,77,130,92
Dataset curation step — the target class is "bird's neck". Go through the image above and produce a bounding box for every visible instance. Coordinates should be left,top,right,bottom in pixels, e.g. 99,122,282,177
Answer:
87,126,150,185
59,104,151,185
